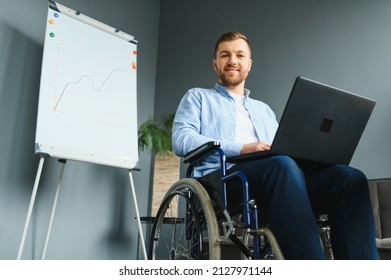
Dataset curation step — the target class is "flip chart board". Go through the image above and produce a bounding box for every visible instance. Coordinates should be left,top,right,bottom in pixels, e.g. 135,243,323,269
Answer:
35,1,139,169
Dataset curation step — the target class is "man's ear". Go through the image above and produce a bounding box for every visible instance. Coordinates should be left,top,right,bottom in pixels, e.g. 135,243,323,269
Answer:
212,59,217,71
248,59,253,71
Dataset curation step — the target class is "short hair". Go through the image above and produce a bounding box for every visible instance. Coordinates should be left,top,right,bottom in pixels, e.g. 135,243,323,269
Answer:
213,31,252,58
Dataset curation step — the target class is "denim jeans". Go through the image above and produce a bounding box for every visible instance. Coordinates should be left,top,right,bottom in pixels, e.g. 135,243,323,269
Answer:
226,155,379,260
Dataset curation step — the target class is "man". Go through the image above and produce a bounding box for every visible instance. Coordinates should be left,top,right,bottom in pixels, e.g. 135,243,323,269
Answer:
172,31,379,259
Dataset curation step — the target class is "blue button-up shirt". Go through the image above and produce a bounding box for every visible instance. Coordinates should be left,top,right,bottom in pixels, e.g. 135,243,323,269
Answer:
172,83,279,177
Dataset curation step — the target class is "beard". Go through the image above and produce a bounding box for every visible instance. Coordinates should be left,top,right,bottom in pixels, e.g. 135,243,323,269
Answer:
216,69,248,88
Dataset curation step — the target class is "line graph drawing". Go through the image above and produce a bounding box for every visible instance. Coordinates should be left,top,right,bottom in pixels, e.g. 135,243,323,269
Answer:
54,68,129,110
53,68,135,127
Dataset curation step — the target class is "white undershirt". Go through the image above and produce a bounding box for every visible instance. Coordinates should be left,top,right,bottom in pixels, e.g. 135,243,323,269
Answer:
229,93,259,144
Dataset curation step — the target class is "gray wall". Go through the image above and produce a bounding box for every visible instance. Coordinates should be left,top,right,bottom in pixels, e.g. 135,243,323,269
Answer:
0,0,160,259
155,0,391,179
1,0,391,260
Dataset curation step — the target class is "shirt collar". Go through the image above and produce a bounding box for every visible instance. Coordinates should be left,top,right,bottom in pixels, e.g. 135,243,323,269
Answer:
214,83,251,97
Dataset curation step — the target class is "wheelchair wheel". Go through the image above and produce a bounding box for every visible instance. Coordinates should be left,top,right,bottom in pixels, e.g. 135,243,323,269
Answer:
149,178,221,259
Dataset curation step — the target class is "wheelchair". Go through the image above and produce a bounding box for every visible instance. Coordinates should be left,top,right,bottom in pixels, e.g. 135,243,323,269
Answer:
148,141,333,260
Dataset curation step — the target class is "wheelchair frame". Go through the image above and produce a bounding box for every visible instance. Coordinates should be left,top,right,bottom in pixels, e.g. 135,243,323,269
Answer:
149,141,332,260
149,141,284,260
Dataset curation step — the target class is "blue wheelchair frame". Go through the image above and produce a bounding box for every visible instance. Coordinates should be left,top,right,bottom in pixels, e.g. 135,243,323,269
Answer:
183,141,277,259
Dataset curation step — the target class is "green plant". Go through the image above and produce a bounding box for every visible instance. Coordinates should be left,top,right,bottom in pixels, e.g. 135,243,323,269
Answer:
138,112,175,158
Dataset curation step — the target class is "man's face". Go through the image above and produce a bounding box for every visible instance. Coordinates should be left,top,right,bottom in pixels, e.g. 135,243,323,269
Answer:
213,38,252,89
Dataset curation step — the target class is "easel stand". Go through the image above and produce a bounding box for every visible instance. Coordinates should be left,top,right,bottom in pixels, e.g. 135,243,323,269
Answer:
16,156,147,260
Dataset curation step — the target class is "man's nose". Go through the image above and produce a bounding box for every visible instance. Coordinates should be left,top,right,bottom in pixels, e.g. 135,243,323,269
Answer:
228,55,237,65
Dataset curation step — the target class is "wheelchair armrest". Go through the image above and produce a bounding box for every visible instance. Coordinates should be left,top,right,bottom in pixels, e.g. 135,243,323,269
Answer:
183,141,221,164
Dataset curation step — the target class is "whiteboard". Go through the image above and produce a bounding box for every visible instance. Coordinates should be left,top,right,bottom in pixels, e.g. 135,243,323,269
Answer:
35,1,139,169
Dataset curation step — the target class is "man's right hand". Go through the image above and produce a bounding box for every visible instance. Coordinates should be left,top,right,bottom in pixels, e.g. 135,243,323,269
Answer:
240,141,271,155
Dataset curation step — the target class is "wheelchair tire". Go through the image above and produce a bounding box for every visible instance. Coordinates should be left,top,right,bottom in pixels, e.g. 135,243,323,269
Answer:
149,178,221,259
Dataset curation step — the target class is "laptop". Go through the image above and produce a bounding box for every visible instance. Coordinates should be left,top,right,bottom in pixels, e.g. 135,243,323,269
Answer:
228,76,376,165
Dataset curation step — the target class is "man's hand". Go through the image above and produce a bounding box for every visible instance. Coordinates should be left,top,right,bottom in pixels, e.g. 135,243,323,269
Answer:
240,141,271,155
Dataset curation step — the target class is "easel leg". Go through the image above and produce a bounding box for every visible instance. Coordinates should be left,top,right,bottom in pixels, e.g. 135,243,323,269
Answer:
41,159,67,260
128,171,147,260
17,156,45,260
